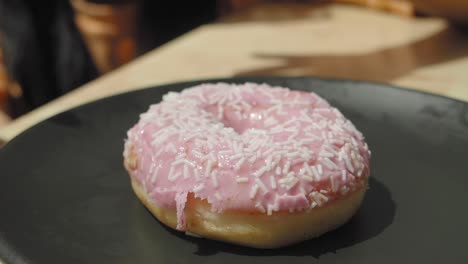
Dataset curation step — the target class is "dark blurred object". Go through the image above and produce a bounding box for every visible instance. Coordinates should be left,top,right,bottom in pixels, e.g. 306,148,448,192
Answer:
71,0,219,72
71,0,139,74
218,0,414,16
219,0,468,22
336,0,414,16
0,0,217,118
0,48,7,108
137,1,218,53
408,0,468,24
0,0,98,117
0,47,12,127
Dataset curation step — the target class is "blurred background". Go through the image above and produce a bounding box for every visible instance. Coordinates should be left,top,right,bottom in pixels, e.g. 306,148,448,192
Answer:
0,0,467,129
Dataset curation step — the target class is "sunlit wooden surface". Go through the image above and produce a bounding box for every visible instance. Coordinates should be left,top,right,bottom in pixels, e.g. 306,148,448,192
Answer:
1,3,468,143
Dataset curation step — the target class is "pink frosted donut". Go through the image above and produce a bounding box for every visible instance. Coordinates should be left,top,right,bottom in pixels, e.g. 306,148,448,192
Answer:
123,82,371,248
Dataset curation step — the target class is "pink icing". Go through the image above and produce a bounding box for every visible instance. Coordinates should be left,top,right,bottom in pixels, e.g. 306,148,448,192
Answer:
124,82,371,230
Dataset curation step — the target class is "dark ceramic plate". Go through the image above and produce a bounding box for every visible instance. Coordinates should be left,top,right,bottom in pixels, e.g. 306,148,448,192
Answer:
1,77,467,264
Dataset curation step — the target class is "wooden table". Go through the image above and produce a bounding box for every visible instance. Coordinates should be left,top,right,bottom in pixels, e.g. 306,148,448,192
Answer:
1,3,468,144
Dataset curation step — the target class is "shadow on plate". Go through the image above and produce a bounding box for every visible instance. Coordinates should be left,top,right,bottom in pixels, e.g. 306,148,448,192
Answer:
156,177,395,258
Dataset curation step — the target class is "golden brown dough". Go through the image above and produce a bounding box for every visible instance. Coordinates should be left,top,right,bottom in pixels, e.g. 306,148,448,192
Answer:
131,179,366,248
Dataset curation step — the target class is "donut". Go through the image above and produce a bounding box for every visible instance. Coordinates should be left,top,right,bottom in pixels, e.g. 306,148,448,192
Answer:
123,82,371,248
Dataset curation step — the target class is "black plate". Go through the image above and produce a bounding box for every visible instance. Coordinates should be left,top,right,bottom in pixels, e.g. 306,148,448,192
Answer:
1,77,468,263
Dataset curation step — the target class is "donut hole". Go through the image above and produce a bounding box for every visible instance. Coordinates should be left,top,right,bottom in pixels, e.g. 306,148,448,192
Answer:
204,104,270,134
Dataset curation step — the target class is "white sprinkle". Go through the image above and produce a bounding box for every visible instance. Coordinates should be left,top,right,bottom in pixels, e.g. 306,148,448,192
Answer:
330,176,338,192
287,171,296,178
320,189,329,194
253,166,267,178
316,192,329,202
321,131,327,140
351,137,358,147
311,166,321,180
312,123,322,130
165,143,177,154
193,168,201,180
299,167,306,176
283,161,291,174
183,164,190,179
283,118,299,128
171,159,184,167
167,166,175,181
342,169,347,181
248,155,257,164
275,166,282,175
214,192,222,200
300,187,307,195
255,202,266,213
256,178,268,193
183,160,196,168
279,173,299,190
286,152,300,158
154,147,165,157
217,104,224,119
234,157,245,171
303,162,312,175
267,204,274,216
168,171,181,182
302,175,314,182
249,184,259,199
194,139,204,148
317,164,323,175
310,191,329,206
270,175,277,189
269,127,285,134
357,167,364,177
151,131,170,146
233,141,241,154
344,155,354,173
230,153,244,160
236,177,249,183
287,130,299,141
256,150,262,161
300,137,319,144
211,171,219,188
264,117,278,126
320,150,334,158
193,184,204,192
315,108,330,113
322,157,338,170
310,201,318,209
218,150,233,155
265,155,273,170
206,139,214,150
265,104,281,115
150,166,160,183
240,100,252,110
183,133,197,143
205,160,215,177
262,145,275,156
338,151,343,161
330,139,345,145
